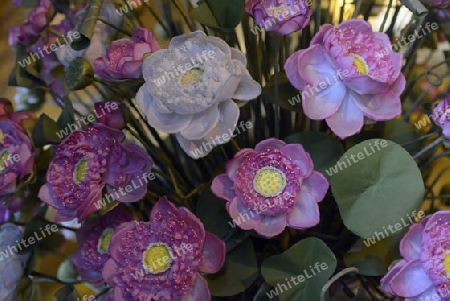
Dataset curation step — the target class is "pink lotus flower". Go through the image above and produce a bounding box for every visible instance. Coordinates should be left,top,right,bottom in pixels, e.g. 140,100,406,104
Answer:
285,19,405,139
72,205,133,286
102,197,226,300
211,138,329,238
38,124,153,222
381,211,450,300
94,27,160,82
433,94,450,139
245,0,312,35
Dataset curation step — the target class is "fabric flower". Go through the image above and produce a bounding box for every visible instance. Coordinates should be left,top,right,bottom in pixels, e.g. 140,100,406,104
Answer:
38,124,153,222
102,196,226,300
94,27,160,82
9,0,54,46
433,94,450,139
0,120,35,203
0,223,31,301
245,0,312,35
94,101,128,130
136,31,261,158
285,19,405,139
72,205,133,286
211,138,329,238
381,211,450,300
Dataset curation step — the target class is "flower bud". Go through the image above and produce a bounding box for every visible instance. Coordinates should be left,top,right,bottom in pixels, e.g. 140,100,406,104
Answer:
94,101,129,130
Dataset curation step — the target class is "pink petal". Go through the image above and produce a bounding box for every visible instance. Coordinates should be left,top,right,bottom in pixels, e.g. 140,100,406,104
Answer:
311,24,334,45
284,50,308,90
302,172,329,202
325,92,364,139
180,105,220,140
381,259,407,294
102,258,118,286
226,149,255,181
255,138,286,152
390,74,406,96
337,19,373,33
353,91,401,121
180,273,211,301
280,144,313,177
227,197,263,230
405,286,440,301
211,174,236,202
297,44,340,85
302,81,347,120
254,214,286,238
199,232,226,274
390,260,433,297
344,76,390,95
120,60,142,79
400,223,424,261
286,191,320,229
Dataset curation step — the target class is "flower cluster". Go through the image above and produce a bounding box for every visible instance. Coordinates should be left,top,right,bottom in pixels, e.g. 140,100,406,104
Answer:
38,124,153,222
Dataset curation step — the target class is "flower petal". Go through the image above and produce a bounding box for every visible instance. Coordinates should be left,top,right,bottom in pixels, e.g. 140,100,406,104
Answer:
254,214,286,238
136,87,192,133
226,148,255,180
400,223,424,261
381,259,407,294
344,76,389,95
390,260,433,297
284,50,308,90
180,105,220,140
353,91,401,121
302,171,329,202
211,174,236,202
102,258,118,286
297,44,340,85
199,232,226,274
227,197,263,230
181,273,211,301
325,92,364,139
280,144,313,177
203,100,240,141
255,138,286,152
287,191,320,229
302,81,347,120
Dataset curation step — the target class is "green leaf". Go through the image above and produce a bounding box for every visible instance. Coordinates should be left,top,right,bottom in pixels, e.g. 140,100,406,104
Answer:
9,47,46,89
57,258,79,283
65,57,94,90
196,187,231,239
71,0,104,50
261,72,303,112
19,206,48,254
57,97,76,130
54,284,81,301
190,0,244,30
329,139,425,239
284,132,344,173
261,238,337,301
206,239,258,296
32,114,62,147
383,119,421,152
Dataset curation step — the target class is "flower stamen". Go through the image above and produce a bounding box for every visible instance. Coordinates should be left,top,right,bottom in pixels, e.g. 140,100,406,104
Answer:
73,157,89,185
142,242,173,274
253,166,287,197
97,228,114,254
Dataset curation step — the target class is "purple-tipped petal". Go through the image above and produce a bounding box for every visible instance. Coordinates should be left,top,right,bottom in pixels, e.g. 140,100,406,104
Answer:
297,44,340,85
255,138,286,152
302,81,347,120
354,91,401,121
302,171,329,201
286,191,320,229
181,273,211,301
390,260,433,297
199,232,226,274
226,149,255,180
400,223,424,261
227,197,263,230
254,214,287,238
211,174,236,202
325,92,364,139
102,258,118,286
381,259,408,294
284,50,308,90
280,144,313,178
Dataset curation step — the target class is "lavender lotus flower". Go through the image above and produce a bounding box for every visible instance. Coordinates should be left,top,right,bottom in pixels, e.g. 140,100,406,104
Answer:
211,138,329,238
0,120,35,203
72,205,133,286
433,94,450,139
38,124,153,222
94,27,160,82
9,0,54,46
381,211,450,300
0,223,31,301
102,196,226,300
245,0,312,35
285,19,405,139
136,31,261,158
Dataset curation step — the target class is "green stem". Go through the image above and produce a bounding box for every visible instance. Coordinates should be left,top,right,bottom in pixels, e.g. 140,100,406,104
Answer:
98,18,133,36
171,0,195,31
413,136,443,160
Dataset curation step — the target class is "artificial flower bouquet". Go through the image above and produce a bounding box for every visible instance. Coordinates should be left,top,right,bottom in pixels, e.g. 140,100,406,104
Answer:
2,0,450,300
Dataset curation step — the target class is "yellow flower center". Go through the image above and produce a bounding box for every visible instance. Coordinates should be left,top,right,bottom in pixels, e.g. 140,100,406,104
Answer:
142,243,173,274
444,253,450,275
253,167,287,197
0,130,4,144
351,54,369,75
97,228,114,254
180,68,203,86
0,151,10,171
73,157,89,184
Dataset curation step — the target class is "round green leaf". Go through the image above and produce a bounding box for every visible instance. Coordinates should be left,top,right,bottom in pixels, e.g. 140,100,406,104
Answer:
329,139,425,239
261,238,337,301
206,239,258,296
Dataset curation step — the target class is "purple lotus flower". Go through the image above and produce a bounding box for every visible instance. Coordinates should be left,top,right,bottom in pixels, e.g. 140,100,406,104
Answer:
38,124,153,222
245,0,312,35
102,196,226,300
433,95,450,139
94,101,128,130
94,27,160,82
430,0,450,7
0,120,35,203
0,223,31,301
381,211,450,300
9,0,54,46
72,205,133,286
211,138,329,238
285,19,405,139
136,31,261,158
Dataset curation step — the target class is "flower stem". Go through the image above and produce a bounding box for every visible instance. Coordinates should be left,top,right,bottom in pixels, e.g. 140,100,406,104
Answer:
273,35,280,138
413,136,443,160
30,271,82,285
98,18,133,36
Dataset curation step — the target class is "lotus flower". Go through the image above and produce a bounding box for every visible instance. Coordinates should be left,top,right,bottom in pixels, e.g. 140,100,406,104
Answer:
285,19,405,139
433,94,450,139
211,138,329,238
245,0,312,35
381,211,450,300
38,124,153,222
102,196,226,300
136,31,261,158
